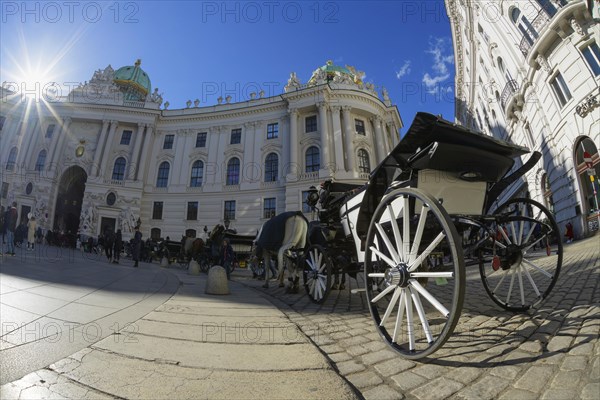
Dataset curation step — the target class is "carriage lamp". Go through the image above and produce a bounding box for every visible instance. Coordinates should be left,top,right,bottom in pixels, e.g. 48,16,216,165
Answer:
224,218,230,229
306,186,319,208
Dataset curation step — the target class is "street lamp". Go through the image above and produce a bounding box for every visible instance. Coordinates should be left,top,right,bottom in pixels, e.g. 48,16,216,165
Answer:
224,218,230,230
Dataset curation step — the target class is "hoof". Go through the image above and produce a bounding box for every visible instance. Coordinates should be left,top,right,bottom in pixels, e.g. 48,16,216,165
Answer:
339,284,345,290
332,283,339,290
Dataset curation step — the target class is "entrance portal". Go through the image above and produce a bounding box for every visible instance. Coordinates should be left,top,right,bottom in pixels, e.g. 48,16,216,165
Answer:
54,166,87,237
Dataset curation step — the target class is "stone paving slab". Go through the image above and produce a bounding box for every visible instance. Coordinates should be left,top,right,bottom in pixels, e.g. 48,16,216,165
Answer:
240,236,600,400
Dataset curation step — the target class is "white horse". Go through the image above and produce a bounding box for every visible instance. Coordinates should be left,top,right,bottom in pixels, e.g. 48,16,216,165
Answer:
253,211,308,292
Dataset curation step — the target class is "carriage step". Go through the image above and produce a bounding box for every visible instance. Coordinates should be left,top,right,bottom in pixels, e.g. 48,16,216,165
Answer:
351,288,366,294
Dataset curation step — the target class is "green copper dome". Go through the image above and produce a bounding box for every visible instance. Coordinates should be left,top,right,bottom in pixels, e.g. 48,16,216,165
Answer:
308,60,363,85
113,59,151,101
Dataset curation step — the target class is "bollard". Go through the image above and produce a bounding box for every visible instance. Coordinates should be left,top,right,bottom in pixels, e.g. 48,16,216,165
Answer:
205,265,229,295
160,256,169,268
188,260,200,275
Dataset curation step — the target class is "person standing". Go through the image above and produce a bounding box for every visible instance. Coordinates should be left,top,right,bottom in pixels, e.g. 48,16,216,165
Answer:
565,222,574,244
113,229,123,264
5,202,18,256
132,226,142,267
104,227,114,262
27,216,37,250
219,238,235,280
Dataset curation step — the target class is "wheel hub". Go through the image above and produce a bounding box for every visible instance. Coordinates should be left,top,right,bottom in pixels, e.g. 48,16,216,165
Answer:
500,244,523,270
385,263,410,287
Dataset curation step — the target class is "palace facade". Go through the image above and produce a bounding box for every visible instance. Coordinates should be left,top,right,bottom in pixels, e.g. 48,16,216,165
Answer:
0,61,402,240
446,0,600,238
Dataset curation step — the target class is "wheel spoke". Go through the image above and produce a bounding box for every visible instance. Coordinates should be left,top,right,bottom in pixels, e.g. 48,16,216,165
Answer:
408,232,446,271
522,258,553,278
402,196,410,258
405,291,415,351
510,221,518,245
370,246,397,269
317,251,323,270
522,262,541,296
410,286,433,343
376,222,400,264
506,268,517,304
410,272,454,278
380,287,401,326
371,284,396,303
409,205,429,264
392,290,406,343
306,257,316,271
499,226,512,244
492,270,508,293
368,273,385,278
387,204,405,261
409,280,450,317
517,264,525,306
523,232,552,254
518,206,526,245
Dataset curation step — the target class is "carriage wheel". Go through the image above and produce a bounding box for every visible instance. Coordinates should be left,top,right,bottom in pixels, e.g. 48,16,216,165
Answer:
480,198,562,312
302,245,332,304
199,256,211,273
365,188,465,359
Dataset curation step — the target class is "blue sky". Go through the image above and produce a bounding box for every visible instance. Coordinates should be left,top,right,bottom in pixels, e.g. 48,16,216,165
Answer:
1,1,455,132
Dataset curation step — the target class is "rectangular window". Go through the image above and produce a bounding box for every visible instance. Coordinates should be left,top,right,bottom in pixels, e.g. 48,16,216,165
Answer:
355,119,365,135
582,42,600,77
230,128,241,144
305,115,317,133
120,130,132,145
1,182,8,199
195,132,207,147
187,201,198,220
302,191,312,213
267,123,279,139
224,200,236,220
263,198,276,219
45,124,55,139
152,201,163,220
163,134,174,149
550,72,573,108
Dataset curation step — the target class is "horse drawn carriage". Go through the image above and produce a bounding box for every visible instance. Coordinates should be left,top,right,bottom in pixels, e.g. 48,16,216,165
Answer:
295,112,562,359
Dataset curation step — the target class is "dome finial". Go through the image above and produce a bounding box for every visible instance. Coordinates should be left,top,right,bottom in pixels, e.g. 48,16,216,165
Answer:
326,60,333,66
135,59,141,67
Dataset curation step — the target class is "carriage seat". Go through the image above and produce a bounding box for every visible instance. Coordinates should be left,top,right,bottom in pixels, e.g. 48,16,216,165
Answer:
407,141,515,183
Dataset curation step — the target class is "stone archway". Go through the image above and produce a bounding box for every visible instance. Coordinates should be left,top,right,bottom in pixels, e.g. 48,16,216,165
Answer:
54,166,87,236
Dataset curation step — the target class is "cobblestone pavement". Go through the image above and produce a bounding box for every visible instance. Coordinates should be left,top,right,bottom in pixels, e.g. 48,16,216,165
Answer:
239,236,600,400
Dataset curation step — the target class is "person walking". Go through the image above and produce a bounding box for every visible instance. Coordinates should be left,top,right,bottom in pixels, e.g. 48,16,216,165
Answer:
27,216,37,250
132,226,142,267
219,238,235,280
113,229,123,264
565,222,574,244
5,202,18,256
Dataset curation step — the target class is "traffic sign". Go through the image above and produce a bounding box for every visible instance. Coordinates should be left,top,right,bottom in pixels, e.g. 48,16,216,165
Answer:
583,151,594,168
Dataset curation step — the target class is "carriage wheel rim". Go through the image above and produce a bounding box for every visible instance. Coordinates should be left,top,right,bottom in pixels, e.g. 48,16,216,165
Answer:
364,188,464,359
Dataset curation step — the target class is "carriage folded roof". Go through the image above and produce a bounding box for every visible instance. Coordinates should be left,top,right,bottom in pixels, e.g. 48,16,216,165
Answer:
379,112,529,171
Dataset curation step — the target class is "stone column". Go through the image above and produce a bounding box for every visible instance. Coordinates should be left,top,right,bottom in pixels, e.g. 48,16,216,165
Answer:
243,122,258,184
330,105,344,174
99,120,119,179
92,120,110,176
23,120,40,169
129,123,145,180
342,106,356,173
317,102,330,170
206,126,220,185
371,116,385,163
49,117,72,171
173,130,188,185
137,124,154,182
288,108,299,168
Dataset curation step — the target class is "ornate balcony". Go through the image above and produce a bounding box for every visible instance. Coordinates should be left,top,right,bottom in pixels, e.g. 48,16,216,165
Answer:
519,3,565,57
501,79,519,110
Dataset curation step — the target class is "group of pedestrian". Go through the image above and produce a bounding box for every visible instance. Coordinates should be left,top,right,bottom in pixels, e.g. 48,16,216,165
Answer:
0,202,18,256
101,225,142,267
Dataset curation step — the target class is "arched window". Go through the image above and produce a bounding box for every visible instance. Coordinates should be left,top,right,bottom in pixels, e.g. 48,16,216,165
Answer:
226,158,240,185
511,7,538,46
190,160,204,187
112,157,126,181
358,149,371,174
264,153,278,182
156,161,170,187
150,228,161,240
305,146,320,173
35,150,47,171
6,147,18,171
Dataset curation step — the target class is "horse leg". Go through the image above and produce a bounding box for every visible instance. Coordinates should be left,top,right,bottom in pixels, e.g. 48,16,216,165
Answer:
340,272,346,290
262,254,270,289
